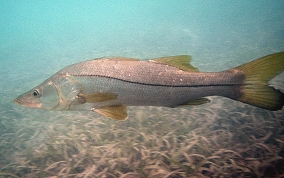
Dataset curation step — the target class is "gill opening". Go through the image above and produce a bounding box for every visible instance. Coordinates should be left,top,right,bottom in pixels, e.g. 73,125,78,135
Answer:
50,81,66,110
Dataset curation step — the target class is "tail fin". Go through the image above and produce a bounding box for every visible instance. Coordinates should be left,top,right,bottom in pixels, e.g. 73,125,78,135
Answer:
236,51,284,110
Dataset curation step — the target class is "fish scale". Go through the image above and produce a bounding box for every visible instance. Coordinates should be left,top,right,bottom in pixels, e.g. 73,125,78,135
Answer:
64,59,244,86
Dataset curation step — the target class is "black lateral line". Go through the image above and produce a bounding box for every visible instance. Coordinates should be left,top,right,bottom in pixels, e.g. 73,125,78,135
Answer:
71,74,241,87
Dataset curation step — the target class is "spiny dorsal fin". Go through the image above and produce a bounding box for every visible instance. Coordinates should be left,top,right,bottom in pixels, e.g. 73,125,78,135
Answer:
150,55,199,72
93,105,128,120
77,92,118,103
107,57,139,61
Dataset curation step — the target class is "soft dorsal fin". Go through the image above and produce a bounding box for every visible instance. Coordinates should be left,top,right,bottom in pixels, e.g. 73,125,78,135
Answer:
92,105,128,120
150,55,199,72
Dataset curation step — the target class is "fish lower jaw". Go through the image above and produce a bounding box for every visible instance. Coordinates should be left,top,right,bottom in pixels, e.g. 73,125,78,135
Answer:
13,98,42,109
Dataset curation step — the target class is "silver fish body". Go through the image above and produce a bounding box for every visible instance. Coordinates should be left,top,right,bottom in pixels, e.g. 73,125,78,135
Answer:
14,53,284,120
64,59,243,108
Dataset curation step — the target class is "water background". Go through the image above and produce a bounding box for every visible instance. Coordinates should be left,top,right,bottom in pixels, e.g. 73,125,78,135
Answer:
0,1,284,177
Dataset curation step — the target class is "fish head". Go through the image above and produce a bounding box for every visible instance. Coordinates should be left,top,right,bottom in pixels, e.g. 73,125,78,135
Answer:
14,79,60,110
14,74,82,110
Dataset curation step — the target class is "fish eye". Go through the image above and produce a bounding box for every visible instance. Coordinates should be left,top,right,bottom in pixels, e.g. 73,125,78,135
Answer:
32,90,41,97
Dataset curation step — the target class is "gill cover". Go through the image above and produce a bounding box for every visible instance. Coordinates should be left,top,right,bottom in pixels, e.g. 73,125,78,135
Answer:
38,81,59,109
51,75,82,110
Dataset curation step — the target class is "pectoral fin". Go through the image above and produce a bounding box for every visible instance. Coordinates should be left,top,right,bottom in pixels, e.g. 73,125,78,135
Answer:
93,105,128,120
77,92,118,103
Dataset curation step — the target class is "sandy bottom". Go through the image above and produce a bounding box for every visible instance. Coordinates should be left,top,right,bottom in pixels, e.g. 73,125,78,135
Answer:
0,96,283,178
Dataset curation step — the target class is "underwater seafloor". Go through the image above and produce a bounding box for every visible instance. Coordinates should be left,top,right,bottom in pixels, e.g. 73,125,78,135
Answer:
1,1,284,178
1,96,284,177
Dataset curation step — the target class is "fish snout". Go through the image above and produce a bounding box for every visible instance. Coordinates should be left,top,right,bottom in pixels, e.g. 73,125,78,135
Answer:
13,98,19,104
13,97,24,105
13,94,42,109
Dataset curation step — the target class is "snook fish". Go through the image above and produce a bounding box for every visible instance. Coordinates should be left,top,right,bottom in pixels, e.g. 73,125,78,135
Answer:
14,52,284,120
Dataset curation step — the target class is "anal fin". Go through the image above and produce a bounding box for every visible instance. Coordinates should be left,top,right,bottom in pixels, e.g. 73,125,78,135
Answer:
93,105,128,121
177,98,210,107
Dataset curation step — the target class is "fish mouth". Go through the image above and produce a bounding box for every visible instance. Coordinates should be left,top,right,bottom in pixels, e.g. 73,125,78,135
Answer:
13,97,42,108
13,98,23,105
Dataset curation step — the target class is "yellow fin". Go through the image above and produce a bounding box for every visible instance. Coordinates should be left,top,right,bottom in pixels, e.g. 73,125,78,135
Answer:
93,105,128,120
177,98,210,107
77,92,117,103
151,55,199,72
236,51,284,110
